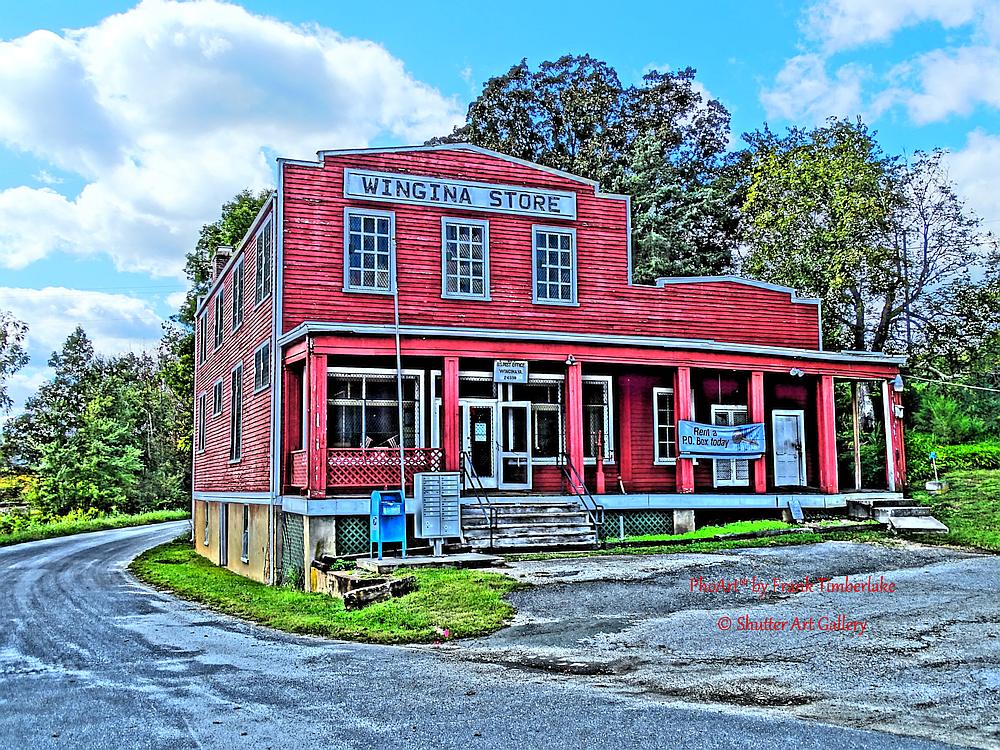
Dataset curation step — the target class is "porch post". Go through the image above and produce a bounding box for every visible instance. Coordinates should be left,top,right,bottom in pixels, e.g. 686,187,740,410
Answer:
443,356,460,472
892,387,907,489
851,381,862,490
749,370,767,493
565,359,585,490
675,366,694,494
882,379,906,492
817,375,838,494
307,350,328,499
618,376,633,487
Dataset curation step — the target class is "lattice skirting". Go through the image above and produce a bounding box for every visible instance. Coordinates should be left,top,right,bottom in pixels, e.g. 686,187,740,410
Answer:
335,515,370,556
600,510,674,541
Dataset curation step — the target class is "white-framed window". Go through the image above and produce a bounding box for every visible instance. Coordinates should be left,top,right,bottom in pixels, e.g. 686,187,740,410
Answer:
197,392,207,454
441,217,489,300
213,290,224,350
327,368,423,448
229,363,243,462
240,504,250,563
197,312,207,365
203,501,210,546
532,226,577,305
231,257,245,330
711,404,750,487
212,379,223,417
253,340,271,392
583,377,614,460
254,220,273,306
653,387,675,464
344,209,394,292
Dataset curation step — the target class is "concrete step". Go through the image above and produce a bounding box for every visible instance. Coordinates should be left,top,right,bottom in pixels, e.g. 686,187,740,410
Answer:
849,498,922,519
464,503,580,515
873,506,932,522
464,524,596,538
888,515,949,534
464,512,592,527
485,535,598,550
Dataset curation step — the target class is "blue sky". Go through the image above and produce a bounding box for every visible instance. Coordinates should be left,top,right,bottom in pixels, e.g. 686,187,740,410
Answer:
3,0,1000,413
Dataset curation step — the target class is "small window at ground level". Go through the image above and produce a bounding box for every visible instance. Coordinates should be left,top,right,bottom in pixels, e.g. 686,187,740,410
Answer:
254,340,271,392
241,504,250,563
203,502,210,546
442,219,489,299
654,387,675,463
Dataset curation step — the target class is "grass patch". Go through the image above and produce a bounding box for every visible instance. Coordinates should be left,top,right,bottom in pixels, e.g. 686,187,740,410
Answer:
130,539,520,644
623,518,792,543
0,509,190,547
910,469,1000,552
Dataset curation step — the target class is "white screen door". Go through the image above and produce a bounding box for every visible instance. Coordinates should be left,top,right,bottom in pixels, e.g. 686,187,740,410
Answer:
498,401,532,490
712,405,750,487
461,399,498,489
772,410,806,486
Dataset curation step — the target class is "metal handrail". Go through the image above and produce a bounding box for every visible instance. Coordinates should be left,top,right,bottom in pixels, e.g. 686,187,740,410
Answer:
558,452,605,537
460,451,496,550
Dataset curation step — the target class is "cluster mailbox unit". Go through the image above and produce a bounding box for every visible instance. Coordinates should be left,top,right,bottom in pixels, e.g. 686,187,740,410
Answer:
191,143,907,587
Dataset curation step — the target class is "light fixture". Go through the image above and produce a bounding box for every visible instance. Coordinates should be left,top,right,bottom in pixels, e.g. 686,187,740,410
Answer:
892,374,904,392
789,367,805,378
565,354,577,366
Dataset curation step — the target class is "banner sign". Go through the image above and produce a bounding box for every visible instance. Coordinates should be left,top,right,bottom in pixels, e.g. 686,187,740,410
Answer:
678,420,765,459
493,359,528,383
344,169,577,219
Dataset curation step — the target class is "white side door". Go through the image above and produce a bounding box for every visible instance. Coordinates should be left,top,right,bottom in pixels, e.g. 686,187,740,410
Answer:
712,405,750,487
772,410,806,486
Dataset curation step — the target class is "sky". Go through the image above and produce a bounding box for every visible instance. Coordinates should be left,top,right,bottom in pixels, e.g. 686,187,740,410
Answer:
2,0,1000,415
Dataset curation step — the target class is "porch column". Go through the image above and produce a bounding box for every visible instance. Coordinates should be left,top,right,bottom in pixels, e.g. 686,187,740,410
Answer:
749,370,767,493
565,358,585,490
892,387,907,489
817,375,838,494
882,379,907,492
617,376,633,487
851,382,862,490
307,350,328,499
675,366,694,493
442,356,460,472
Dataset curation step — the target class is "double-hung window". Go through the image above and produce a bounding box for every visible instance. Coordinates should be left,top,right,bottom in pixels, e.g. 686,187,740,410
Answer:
240,504,250,563
213,290,224,350
254,340,271,392
231,257,245,330
344,209,394,292
197,312,207,365
583,378,614,460
229,363,243,462
254,221,272,306
532,226,577,305
196,392,207,454
203,503,210,546
653,387,675,464
212,379,223,416
442,218,489,299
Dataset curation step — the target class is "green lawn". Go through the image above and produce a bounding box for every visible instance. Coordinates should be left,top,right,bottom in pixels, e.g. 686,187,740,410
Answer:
130,539,520,644
910,469,1000,552
622,518,793,543
0,509,190,547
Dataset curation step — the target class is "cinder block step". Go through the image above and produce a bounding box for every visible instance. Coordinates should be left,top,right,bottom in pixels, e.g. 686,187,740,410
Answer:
888,515,949,534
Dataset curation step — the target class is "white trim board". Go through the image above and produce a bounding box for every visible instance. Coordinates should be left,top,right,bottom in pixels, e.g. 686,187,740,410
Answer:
193,492,272,505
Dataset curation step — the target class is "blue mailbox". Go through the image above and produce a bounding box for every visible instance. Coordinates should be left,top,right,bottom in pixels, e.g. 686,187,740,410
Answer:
370,490,406,560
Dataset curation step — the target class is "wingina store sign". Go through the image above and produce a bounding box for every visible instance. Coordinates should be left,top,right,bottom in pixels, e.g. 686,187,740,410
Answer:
679,421,766,459
344,169,578,219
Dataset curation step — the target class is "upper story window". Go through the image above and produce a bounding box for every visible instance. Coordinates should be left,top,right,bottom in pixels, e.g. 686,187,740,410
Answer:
253,340,271,392
441,218,489,300
653,387,675,464
254,220,273,306
229,363,243,463
213,289,225,350
532,226,577,305
231,257,245,331
212,379,223,416
344,209,394,293
196,392,207,454
197,312,207,365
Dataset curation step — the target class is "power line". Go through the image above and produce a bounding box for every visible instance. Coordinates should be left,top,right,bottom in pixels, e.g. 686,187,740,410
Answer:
907,374,1000,394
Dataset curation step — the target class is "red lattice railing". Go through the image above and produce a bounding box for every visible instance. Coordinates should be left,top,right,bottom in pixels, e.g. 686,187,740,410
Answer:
326,447,444,488
290,450,307,487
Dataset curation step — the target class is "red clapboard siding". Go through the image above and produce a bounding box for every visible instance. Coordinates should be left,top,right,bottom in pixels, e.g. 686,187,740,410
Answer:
279,148,821,350
193,202,275,494
620,374,678,493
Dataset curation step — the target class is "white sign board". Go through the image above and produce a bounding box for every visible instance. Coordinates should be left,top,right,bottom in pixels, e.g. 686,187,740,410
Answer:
344,169,577,220
494,360,528,383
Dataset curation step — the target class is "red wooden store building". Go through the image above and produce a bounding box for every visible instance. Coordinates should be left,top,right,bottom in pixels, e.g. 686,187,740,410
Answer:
192,144,907,586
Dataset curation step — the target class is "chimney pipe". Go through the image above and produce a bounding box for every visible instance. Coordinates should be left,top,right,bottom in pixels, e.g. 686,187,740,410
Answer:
212,245,233,281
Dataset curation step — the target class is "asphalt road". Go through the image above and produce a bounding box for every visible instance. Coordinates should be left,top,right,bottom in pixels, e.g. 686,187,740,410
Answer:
0,523,975,750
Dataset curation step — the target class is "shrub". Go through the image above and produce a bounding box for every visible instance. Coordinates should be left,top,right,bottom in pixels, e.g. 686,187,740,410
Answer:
906,432,1000,482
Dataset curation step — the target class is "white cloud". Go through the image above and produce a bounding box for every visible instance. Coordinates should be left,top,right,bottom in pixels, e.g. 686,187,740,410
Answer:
890,46,1000,123
33,171,64,185
760,54,867,123
943,130,1000,227
0,0,462,278
805,0,984,53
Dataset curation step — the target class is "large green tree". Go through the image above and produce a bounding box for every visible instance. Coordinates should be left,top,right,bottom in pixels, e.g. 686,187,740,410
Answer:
0,311,29,415
431,55,739,279
740,119,985,353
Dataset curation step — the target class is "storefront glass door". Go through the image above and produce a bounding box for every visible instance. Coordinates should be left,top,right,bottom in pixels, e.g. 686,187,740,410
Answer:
461,400,497,489
498,401,532,490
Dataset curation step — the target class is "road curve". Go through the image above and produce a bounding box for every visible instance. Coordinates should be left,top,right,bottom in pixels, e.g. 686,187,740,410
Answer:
0,522,955,750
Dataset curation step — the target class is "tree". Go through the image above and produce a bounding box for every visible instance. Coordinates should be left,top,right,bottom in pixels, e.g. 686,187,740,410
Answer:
431,55,738,280
740,119,987,353
0,312,29,415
